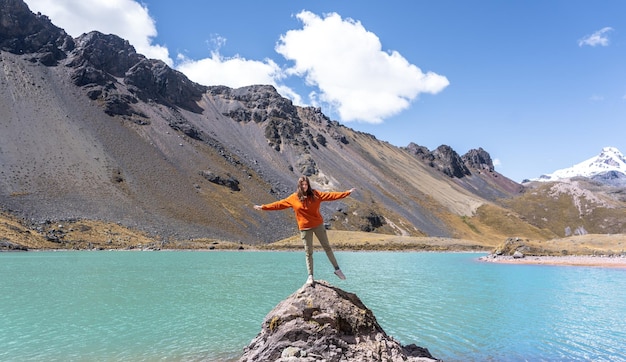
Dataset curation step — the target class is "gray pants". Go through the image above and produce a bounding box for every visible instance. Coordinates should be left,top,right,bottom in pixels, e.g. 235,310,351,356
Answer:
300,224,339,276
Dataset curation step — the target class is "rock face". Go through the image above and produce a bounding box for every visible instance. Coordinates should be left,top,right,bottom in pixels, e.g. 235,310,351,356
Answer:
0,0,74,65
68,31,207,115
406,143,473,178
462,147,495,172
239,280,439,362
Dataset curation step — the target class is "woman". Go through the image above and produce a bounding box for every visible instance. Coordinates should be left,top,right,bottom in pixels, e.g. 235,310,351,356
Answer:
254,175,355,285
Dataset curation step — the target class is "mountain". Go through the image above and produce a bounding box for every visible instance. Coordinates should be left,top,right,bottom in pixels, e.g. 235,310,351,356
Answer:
529,147,626,186
1,0,624,248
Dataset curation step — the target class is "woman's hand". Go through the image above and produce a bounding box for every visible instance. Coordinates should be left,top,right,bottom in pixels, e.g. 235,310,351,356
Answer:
253,205,263,210
348,188,356,194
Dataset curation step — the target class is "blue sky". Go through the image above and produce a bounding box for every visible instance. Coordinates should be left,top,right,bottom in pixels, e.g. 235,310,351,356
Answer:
24,0,626,182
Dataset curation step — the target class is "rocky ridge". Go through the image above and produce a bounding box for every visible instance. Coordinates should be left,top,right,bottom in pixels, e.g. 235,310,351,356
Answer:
0,0,73,65
239,280,439,362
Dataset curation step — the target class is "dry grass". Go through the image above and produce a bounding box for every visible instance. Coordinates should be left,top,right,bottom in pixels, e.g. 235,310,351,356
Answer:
503,181,626,236
260,230,626,257
258,230,489,252
3,211,625,256
521,234,626,256
0,212,251,251
0,212,56,249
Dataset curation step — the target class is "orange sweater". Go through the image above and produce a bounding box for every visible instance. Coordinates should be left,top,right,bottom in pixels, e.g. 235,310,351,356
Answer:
261,189,352,230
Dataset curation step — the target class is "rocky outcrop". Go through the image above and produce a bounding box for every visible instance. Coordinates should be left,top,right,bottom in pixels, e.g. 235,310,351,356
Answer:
0,239,28,251
406,142,431,160
407,144,495,177
208,85,334,157
431,145,471,178
239,280,439,362
200,170,240,191
208,85,299,124
492,237,531,256
462,147,494,172
0,0,74,65
358,209,387,232
67,31,206,114
406,143,471,179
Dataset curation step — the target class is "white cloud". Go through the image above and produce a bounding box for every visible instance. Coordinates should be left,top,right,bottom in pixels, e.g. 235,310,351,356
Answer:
578,27,613,47
275,11,449,124
23,0,172,65
175,33,302,103
177,55,302,105
176,52,290,92
493,158,501,167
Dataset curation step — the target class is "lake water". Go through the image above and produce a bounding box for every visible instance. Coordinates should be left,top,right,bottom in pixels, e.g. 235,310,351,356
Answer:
1,251,625,362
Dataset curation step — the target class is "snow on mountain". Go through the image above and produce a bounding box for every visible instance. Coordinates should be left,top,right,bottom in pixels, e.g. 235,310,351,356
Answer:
531,147,626,183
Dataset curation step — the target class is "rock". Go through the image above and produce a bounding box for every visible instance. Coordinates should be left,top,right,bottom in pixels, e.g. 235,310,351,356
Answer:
359,209,386,232
0,240,28,251
239,280,439,362
462,147,495,172
513,250,525,259
66,30,206,114
405,142,431,160
0,0,74,65
200,170,240,191
431,145,471,178
406,143,471,179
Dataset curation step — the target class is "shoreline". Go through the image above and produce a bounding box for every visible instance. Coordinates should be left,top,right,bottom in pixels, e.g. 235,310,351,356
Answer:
10,248,626,270
478,254,626,268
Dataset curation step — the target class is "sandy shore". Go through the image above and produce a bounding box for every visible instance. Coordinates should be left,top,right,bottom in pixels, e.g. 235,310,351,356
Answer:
479,254,626,268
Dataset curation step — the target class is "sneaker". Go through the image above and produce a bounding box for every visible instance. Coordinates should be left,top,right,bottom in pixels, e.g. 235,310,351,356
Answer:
306,275,314,285
334,269,346,280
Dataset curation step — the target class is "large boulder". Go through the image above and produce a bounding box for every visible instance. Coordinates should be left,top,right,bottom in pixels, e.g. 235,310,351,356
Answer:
239,280,439,362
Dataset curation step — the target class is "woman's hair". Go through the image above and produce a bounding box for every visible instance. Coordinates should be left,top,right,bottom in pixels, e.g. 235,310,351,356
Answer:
297,175,315,202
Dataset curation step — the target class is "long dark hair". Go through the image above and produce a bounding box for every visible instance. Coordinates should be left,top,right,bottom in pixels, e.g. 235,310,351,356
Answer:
297,175,315,202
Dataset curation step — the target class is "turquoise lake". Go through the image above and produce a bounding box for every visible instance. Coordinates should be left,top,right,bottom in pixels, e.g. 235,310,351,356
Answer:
1,251,625,361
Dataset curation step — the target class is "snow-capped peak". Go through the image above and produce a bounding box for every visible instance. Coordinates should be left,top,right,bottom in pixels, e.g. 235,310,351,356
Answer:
532,147,626,182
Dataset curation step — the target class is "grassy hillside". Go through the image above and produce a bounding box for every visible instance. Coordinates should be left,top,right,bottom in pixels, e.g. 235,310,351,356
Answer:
503,181,626,237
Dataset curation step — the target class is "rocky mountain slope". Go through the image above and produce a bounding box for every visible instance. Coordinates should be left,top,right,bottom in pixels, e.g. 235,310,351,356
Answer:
1,0,624,247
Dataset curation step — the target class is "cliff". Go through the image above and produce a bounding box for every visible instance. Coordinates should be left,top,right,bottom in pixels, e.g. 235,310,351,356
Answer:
239,280,439,362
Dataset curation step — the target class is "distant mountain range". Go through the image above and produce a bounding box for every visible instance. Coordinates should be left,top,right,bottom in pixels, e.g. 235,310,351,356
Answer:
0,0,624,249
529,147,626,186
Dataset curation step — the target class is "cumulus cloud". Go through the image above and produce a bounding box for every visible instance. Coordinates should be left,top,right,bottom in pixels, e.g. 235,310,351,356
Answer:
578,27,613,47
176,51,303,103
275,11,449,123
175,35,302,103
24,0,172,65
